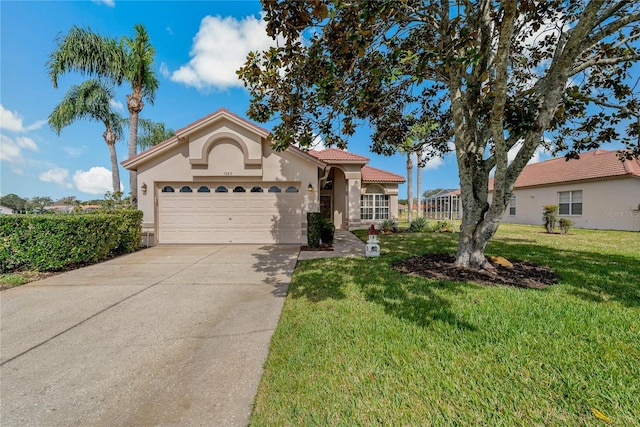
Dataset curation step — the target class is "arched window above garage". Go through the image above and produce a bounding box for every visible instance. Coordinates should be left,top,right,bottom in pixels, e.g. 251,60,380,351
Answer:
268,186,281,193
233,186,246,193
285,186,299,193
161,186,175,193
215,186,228,193
179,186,192,193
197,186,210,193
250,186,264,193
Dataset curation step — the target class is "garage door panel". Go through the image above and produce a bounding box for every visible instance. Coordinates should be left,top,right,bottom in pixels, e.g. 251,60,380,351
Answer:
158,185,302,244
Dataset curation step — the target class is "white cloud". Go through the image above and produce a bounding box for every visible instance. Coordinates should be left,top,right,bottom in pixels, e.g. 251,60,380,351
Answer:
507,142,549,165
93,0,115,7
39,167,73,188
0,105,26,132
166,27,174,35
0,133,38,164
171,14,279,90
109,99,124,111
73,166,120,195
159,62,170,78
0,105,46,132
61,146,87,157
422,156,444,171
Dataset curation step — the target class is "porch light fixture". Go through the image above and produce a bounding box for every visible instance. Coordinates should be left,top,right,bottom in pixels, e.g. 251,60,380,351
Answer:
308,183,314,192
141,183,148,195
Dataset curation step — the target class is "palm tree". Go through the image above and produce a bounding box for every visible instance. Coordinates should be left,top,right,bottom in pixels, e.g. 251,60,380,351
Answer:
48,79,124,192
47,24,158,206
122,24,159,204
136,119,175,151
416,148,423,219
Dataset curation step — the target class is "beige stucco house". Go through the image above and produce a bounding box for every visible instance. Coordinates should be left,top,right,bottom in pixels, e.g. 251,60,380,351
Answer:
122,109,404,245
492,150,640,231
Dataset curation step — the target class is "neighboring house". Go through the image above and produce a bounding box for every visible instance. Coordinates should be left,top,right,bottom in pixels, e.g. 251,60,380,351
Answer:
424,189,461,220
0,205,14,215
122,108,405,245
44,205,75,213
491,150,640,231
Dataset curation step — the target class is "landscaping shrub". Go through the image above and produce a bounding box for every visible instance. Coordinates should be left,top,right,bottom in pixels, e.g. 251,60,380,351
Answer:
558,217,574,234
380,219,396,233
320,218,335,245
0,210,142,272
542,205,558,233
432,220,453,232
409,217,429,232
306,212,322,248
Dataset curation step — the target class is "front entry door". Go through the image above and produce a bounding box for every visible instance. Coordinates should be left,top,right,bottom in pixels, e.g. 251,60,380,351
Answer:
320,195,332,220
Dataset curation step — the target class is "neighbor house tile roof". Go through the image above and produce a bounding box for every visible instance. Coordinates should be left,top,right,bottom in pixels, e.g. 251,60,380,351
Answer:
308,148,370,163
361,165,405,183
490,150,640,189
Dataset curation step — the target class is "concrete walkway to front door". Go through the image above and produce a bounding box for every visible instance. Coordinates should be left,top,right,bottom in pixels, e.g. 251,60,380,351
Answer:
0,244,299,427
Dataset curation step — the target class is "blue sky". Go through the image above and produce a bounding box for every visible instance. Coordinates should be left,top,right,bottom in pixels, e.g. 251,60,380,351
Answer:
0,0,468,201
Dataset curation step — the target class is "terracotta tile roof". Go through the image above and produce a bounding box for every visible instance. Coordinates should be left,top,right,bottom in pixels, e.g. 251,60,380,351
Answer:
361,165,405,183
490,150,640,189
308,148,370,162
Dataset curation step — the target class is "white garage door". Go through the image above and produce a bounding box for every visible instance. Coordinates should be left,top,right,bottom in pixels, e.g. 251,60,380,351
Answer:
157,183,302,244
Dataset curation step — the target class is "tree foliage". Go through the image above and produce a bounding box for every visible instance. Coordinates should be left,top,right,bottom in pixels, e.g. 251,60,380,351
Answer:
136,119,175,151
239,0,640,268
0,194,27,212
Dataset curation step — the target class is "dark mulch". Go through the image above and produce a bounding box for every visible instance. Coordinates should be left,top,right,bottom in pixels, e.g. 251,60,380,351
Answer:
392,253,557,289
300,244,334,251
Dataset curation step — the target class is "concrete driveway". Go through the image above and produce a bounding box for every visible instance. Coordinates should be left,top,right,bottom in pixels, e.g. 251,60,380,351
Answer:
0,244,299,426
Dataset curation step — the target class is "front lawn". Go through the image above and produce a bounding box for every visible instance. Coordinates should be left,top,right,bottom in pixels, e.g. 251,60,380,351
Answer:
251,224,640,425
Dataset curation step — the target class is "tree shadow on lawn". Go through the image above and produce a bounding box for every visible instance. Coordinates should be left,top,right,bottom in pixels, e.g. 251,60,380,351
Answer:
287,259,348,302
374,231,639,307
352,262,479,331
291,255,478,331
486,239,640,307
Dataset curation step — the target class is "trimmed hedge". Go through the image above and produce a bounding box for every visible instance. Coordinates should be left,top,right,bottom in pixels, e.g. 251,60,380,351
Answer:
307,212,322,248
0,210,143,272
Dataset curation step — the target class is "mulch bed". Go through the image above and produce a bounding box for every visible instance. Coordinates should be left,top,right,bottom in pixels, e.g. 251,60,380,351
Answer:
300,244,334,251
392,253,557,289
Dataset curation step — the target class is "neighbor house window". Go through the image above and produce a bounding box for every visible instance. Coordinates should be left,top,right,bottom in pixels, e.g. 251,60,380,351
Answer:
161,186,174,193
559,190,582,215
268,186,281,193
197,186,210,193
179,186,192,193
250,186,263,193
233,186,246,193
508,194,516,216
285,186,299,193
215,186,228,193
360,186,389,220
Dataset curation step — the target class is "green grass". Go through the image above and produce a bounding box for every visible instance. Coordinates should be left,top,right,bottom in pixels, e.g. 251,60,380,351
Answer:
251,224,640,426
0,273,31,289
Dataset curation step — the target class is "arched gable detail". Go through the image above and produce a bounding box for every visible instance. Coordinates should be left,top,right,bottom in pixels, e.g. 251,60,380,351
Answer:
189,131,262,167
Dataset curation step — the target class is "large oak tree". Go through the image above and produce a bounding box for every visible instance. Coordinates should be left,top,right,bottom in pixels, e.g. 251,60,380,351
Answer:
239,0,640,269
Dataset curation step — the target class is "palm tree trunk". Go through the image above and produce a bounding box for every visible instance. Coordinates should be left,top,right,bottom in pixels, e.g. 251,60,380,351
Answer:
104,128,121,193
108,142,121,193
416,149,422,219
406,153,413,223
127,92,143,207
